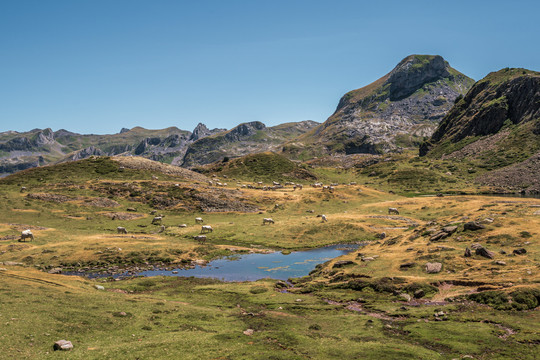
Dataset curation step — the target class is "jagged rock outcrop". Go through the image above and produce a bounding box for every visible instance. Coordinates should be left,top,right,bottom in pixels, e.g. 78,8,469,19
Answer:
182,121,319,167
71,146,105,161
189,123,225,141
285,55,474,158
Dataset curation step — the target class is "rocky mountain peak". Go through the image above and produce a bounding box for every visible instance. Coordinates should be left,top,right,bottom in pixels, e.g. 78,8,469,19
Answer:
190,123,210,141
387,55,451,100
35,128,55,145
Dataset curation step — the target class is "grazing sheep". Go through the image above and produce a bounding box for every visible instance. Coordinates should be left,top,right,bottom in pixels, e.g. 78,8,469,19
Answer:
262,218,275,225
158,225,165,233
151,175,158,180
20,186,27,193
117,226,128,234
152,216,163,225
321,214,328,222
179,224,187,228
388,207,400,215
201,225,213,233
194,235,207,244
293,184,303,191
195,217,204,224
20,229,34,242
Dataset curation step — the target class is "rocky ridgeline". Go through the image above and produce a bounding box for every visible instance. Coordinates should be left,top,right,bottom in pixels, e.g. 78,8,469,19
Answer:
289,54,474,157
0,120,319,175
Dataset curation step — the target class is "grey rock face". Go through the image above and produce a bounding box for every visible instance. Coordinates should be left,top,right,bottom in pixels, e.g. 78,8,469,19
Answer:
71,146,105,161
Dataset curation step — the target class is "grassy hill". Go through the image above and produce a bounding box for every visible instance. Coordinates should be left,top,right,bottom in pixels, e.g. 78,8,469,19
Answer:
0,153,538,358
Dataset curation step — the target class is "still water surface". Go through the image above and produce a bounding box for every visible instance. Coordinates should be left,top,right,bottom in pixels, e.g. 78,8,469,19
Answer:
139,244,360,281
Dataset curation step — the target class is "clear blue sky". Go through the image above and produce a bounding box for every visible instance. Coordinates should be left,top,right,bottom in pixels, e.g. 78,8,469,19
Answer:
1,0,539,134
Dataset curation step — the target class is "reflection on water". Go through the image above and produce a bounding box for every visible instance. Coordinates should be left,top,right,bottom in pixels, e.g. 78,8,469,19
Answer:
138,244,360,282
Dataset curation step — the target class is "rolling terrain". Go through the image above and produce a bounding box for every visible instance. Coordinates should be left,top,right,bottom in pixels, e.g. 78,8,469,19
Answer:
0,155,538,359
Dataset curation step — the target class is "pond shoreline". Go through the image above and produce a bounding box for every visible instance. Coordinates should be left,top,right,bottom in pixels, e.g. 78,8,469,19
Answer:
61,243,363,282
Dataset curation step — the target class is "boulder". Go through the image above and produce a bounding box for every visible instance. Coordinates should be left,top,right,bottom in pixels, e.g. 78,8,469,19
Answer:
425,262,442,274
495,261,506,266
333,260,355,268
470,243,483,250
442,226,458,234
243,329,254,336
399,293,412,301
361,257,375,262
513,248,527,255
430,232,449,242
53,340,73,351
464,247,472,257
399,262,415,270
475,247,495,259
464,222,485,231
414,289,425,299
48,267,62,274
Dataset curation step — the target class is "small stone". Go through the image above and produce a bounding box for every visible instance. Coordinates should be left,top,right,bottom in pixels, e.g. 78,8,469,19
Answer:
414,289,425,299
513,248,527,255
464,222,485,231
495,261,506,266
53,340,73,351
295,299,303,302
243,329,254,336
399,293,412,302
48,268,62,274
464,247,472,257
425,262,442,274
119,312,127,317
399,262,415,270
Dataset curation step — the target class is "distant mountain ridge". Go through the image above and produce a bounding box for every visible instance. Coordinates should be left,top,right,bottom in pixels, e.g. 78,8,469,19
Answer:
0,121,319,176
284,55,474,158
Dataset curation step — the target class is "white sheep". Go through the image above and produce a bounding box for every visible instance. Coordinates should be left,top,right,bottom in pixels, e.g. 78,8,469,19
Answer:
195,217,204,224
117,226,128,234
20,229,34,242
201,225,213,233
388,207,400,215
151,216,163,225
262,218,275,225
194,235,207,244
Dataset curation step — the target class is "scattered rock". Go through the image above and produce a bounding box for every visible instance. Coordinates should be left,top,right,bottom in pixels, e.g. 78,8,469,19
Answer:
1,261,23,266
470,243,483,250
243,329,254,336
464,222,485,231
414,289,425,299
0,268,7,271
399,262,415,270
464,247,472,257
53,340,73,351
430,232,449,242
442,226,458,234
513,248,527,255
275,281,289,289
48,267,62,274
425,262,442,274
361,257,375,262
333,260,355,268
475,247,495,259
399,293,412,302
495,261,506,266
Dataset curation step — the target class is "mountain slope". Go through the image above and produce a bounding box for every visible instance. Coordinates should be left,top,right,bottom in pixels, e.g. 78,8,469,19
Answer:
420,67,540,192
284,55,474,158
